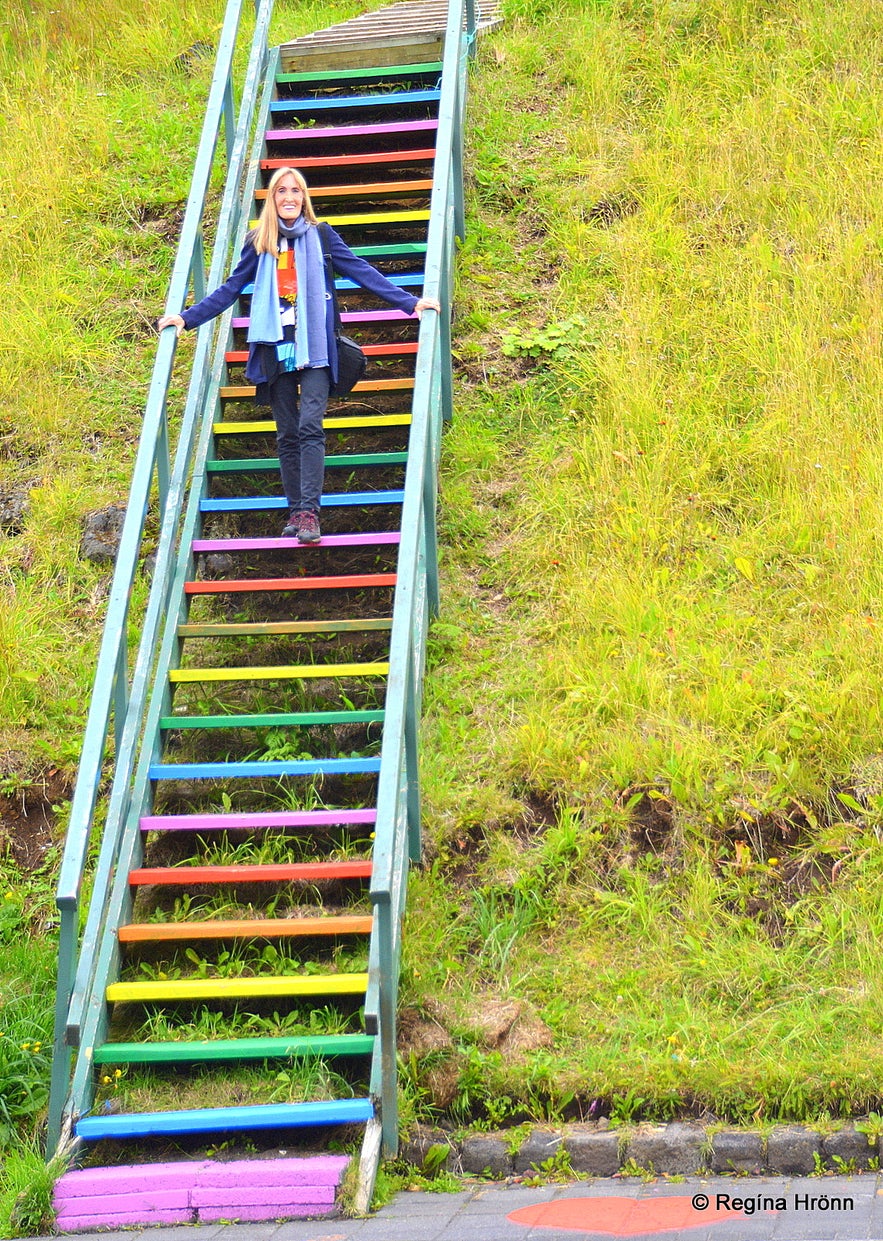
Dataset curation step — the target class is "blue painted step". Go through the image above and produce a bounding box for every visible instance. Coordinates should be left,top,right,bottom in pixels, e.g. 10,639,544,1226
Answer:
149,758,382,780
240,273,424,295
269,90,440,113
200,490,404,512
76,1097,374,1140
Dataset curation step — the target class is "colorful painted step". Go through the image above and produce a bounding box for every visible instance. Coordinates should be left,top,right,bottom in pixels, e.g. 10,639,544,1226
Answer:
160,707,386,730
105,973,369,1003
118,915,373,942
262,148,436,171
183,572,396,594
76,1099,374,1140
199,490,404,511
255,180,432,200
129,859,373,885
232,309,413,327
53,1155,350,1231
224,344,418,363
277,61,442,86
174,618,392,637
93,1033,375,1064
139,807,377,831
213,414,412,433
268,89,441,113
206,450,409,469
191,531,400,552
148,757,381,779
220,378,415,398
265,117,438,142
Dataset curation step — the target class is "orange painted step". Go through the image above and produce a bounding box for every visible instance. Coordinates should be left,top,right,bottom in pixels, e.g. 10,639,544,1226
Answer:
118,915,373,943
261,149,436,171
129,861,373,886
255,180,432,201
220,379,413,398
184,572,396,595
225,342,418,363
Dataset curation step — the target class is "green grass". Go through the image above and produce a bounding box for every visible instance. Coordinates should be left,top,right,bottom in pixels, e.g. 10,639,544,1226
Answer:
401,0,883,1127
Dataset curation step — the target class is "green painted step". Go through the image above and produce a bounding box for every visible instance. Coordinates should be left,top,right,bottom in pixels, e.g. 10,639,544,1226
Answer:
206,451,408,474
161,708,385,731
277,62,442,85
94,1033,375,1064
176,618,392,638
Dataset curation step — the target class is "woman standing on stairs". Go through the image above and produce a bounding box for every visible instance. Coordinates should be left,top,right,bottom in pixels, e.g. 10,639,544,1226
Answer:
158,166,439,543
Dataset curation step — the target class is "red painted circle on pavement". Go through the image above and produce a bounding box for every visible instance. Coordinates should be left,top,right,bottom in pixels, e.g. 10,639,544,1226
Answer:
507,1195,749,1236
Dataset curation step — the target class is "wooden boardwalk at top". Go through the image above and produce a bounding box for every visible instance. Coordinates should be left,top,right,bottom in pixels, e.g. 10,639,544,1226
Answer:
281,0,503,71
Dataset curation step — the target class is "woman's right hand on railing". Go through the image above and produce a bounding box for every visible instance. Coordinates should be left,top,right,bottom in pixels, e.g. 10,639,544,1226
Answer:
157,313,186,337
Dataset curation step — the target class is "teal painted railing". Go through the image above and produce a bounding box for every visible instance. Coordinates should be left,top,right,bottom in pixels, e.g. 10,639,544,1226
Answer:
366,0,474,1158
47,0,274,1153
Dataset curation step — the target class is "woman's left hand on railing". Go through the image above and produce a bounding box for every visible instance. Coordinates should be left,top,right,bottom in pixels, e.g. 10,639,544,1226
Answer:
157,313,186,337
414,298,441,319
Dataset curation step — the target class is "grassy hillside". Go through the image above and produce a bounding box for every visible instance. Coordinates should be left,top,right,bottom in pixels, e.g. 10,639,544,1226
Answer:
2,0,883,1221
403,0,883,1128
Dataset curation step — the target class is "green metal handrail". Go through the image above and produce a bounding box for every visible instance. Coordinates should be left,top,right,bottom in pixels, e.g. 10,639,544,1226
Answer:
47,0,274,1154
367,0,474,1156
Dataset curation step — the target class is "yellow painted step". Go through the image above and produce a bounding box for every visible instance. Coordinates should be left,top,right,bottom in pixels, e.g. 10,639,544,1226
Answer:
107,973,369,1003
169,661,389,684
214,414,411,435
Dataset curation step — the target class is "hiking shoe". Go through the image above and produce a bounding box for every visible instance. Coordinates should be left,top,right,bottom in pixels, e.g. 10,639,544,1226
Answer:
297,510,321,544
281,510,306,538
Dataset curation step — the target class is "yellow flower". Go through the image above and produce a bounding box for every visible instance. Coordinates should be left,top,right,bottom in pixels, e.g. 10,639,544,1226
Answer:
32,1042,41,1053
102,1075,112,1085
114,1069,122,1078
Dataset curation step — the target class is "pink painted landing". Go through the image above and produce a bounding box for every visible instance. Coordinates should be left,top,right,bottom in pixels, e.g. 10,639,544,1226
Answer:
53,1154,350,1233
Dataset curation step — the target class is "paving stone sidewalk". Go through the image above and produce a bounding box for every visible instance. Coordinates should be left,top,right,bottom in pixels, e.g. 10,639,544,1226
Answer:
28,1174,883,1241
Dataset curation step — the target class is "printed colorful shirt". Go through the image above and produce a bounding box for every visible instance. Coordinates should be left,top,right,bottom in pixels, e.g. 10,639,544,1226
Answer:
276,240,299,372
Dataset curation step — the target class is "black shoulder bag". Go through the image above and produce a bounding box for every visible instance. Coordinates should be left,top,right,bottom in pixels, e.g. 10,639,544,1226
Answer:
318,222,367,396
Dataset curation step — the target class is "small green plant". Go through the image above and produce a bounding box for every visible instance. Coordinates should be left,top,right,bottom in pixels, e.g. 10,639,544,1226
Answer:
608,1090,647,1128
501,316,590,361
524,1144,574,1185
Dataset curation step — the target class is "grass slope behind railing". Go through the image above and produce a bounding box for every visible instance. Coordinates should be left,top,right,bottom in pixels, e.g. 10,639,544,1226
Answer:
47,0,275,1155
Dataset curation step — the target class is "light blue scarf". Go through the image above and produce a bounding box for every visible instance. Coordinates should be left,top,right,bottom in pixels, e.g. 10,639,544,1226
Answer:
248,215,329,371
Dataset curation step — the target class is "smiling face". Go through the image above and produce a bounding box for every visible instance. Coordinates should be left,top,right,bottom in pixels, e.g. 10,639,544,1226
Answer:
274,172,305,222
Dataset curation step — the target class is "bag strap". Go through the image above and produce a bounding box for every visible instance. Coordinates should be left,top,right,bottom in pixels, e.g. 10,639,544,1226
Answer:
318,222,342,336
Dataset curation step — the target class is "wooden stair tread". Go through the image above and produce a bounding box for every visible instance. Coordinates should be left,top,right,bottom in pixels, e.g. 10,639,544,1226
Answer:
118,915,372,942
206,451,409,470
93,1033,375,1063
129,860,373,885
106,973,369,1002
174,619,391,636
265,117,437,141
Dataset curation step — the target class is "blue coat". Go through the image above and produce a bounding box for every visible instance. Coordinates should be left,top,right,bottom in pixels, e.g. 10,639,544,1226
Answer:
181,223,419,387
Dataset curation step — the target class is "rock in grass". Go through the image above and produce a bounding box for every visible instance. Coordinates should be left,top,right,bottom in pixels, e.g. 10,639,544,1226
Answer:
80,504,126,564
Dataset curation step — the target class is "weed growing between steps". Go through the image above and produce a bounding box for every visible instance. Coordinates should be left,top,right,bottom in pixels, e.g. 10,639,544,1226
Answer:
403,0,883,1130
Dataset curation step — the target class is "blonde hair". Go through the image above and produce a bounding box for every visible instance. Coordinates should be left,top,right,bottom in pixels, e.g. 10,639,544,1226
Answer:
251,167,318,255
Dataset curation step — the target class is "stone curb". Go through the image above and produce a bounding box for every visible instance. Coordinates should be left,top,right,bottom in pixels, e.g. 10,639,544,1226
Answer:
402,1122,882,1179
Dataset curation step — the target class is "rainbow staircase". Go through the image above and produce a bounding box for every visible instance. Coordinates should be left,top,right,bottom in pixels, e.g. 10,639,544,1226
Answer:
47,0,492,1229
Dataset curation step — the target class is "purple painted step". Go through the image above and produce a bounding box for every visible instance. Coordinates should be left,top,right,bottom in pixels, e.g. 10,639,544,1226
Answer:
232,309,412,328
266,117,438,142
192,531,400,553
53,1155,349,1233
140,807,377,832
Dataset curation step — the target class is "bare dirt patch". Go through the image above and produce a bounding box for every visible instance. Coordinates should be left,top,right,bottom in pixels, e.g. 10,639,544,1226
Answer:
0,766,70,872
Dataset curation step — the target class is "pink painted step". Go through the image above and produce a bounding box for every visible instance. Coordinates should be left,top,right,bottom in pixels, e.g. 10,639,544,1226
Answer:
140,807,377,832
54,1155,349,1232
